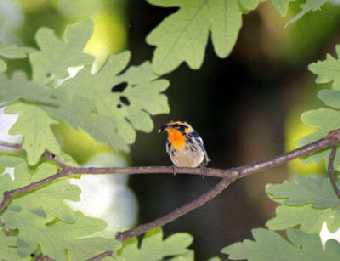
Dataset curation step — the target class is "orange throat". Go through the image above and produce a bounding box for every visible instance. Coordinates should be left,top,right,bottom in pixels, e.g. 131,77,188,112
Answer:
167,129,186,150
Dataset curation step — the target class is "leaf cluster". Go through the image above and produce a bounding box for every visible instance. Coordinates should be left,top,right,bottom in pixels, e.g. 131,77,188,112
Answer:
222,176,340,260
0,20,169,163
0,19,172,260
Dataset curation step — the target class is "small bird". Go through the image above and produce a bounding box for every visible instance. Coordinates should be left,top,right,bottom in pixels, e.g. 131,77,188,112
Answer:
159,121,210,167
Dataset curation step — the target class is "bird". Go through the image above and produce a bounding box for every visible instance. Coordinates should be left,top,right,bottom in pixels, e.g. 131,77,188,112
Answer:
159,120,210,168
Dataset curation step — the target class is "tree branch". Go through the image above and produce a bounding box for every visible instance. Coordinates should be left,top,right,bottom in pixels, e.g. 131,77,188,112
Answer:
34,256,54,261
0,168,70,214
0,141,22,150
0,131,340,261
86,251,113,261
327,145,340,198
116,134,339,240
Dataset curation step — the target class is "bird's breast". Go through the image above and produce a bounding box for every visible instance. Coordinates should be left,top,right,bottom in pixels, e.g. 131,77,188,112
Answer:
170,146,205,167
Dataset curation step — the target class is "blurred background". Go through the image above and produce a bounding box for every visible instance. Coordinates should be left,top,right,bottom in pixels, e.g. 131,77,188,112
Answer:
1,0,340,259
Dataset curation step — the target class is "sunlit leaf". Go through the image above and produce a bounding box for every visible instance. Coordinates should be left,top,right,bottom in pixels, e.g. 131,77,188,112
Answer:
309,45,340,89
146,0,243,74
222,228,340,261
6,103,61,165
0,230,29,260
267,204,340,233
287,0,328,26
112,228,192,261
29,20,93,85
266,175,340,208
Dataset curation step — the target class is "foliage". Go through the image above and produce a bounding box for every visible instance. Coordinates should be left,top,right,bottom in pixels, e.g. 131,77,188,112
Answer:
266,175,339,208
301,45,340,169
146,0,243,74
105,228,193,261
0,1,339,260
0,20,169,155
287,0,328,25
6,103,61,165
266,176,340,233
0,44,34,73
0,230,28,261
0,19,171,260
222,228,340,261
29,20,93,85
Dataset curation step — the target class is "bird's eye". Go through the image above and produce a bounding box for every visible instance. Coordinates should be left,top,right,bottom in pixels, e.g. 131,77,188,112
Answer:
178,125,186,132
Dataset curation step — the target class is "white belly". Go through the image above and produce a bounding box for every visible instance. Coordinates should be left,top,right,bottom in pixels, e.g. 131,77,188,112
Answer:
170,147,205,167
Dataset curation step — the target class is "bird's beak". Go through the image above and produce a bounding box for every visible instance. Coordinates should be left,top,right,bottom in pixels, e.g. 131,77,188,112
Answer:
158,124,168,133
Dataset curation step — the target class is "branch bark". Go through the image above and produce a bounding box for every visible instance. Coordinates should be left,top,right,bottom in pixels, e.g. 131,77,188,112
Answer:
86,251,113,261
327,145,340,198
1,131,340,261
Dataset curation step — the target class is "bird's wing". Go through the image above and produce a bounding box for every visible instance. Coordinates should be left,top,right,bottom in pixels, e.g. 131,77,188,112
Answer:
188,131,205,150
188,131,210,165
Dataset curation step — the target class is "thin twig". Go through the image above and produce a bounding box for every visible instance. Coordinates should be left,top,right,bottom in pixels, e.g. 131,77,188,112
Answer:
0,141,22,150
328,146,340,198
86,251,113,261
0,169,70,214
34,256,54,261
43,151,68,168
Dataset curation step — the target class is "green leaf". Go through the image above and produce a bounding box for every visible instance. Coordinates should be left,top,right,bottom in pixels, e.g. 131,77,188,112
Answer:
115,228,192,261
0,230,28,260
309,45,340,89
0,159,79,222
318,90,340,109
47,53,169,150
267,205,340,233
266,176,340,235
287,0,328,26
29,20,93,85
0,58,6,72
6,103,61,165
4,210,120,260
113,61,170,132
266,175,340,208
222,228,340,261
0,155,26,168
271,0,293,16
222,229,298,261
0,22,170,152
303,46,340,166
0,158,119,259
0,157,31,202
169,251,194,261
300,108,340,169
16,163,80,222
239,0,263,12
0,44,35,59
0,73,59,106
146,0,243,74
